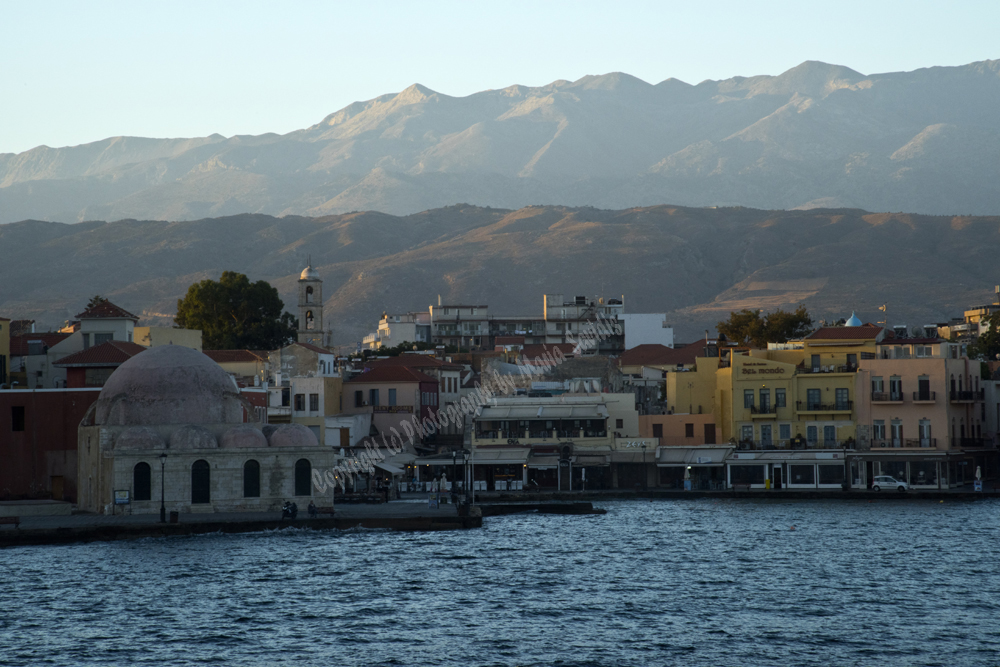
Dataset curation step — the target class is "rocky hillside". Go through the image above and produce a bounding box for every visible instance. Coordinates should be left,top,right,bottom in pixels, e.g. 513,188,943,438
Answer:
2,60,1000,223
2,205,998,344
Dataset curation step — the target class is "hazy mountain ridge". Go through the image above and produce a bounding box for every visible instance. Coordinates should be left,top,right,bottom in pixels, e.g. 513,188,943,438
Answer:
2,205,999,344
3,60,1000,223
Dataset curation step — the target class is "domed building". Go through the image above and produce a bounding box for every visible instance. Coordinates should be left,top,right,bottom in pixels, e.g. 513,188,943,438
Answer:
77,345,339,514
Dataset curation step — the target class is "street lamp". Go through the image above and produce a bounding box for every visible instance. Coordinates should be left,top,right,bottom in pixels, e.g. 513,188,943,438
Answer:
641,443,647,490
159,453,168,523
451,450,459,503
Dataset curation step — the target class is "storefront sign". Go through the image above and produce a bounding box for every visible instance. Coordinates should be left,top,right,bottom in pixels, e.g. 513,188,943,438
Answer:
373,406,413,413
696,456,713,464
622,440,652,448
114,490,130,505
740,361,786,377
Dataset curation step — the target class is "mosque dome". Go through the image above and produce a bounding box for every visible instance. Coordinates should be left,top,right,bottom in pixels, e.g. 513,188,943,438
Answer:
845,312,863,327
94,345,244,427
114,426,165,450
300,265,320,280
221,425,269,449
267,423,319,448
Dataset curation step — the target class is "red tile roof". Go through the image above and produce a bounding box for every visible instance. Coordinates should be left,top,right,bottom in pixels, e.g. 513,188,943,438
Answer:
54,340,147,367
347,366,438,384
807,325,883,340
74,300,139,321
364,354,460,370
203,349,268,364
619,343,706,367
10,333,71,356
520,343,578,360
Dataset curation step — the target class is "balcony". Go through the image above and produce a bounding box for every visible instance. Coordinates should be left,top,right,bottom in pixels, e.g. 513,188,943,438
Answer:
872,438,937,449
796,400,853,413
950,390,984,403
735,439,849,451
953,437,993,449
912,391,936,403
749,405,776,418
796,364,858,374
904,438,937,448
872,392,904,403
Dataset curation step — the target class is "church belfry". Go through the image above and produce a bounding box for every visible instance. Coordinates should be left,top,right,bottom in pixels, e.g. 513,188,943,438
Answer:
297,262,329,347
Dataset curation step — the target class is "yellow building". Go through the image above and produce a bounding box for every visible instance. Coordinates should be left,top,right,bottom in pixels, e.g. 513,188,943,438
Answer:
0,317,10,386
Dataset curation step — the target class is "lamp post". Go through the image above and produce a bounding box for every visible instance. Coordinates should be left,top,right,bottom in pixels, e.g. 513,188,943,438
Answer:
641,443,647,490
451,450,458,503
159,453,167,523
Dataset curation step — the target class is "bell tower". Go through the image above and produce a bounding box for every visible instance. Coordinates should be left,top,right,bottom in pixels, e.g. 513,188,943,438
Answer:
297,261,329,347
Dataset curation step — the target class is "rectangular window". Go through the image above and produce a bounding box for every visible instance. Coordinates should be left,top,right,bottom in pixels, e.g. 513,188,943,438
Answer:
11,406,25,432
811,354,820,371
615,419,624,429
872,376,884,393
685,423,694,437
369,389,380,407
759,389,771,412
652,423,663,438
873,420,885,440
294,394,305,412
846,353,857,368
704,424,716,444
790,464,815,485
917,376,931,400
889,376,902,401
775,389,786,408
779,423,791,440
388,388,397,406
82,333,90,350
818,465,845,485
730,465,765,485
354,390,363,408
309,393,319,412
807,425,818,443
835,388,849,410
281,388,290,407
744,390,754,409
807,388,821,410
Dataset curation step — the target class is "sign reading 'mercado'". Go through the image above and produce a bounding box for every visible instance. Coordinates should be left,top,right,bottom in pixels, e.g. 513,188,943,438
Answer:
741,361,786,376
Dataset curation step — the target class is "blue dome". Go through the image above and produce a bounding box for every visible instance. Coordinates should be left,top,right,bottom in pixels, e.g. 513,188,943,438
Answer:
845,312,862,327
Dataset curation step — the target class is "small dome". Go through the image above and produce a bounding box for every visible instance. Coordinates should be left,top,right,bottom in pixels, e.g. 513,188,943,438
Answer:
94,345,244,427
169,425,218,450
845,312,862,327
267,423,319,448
114,426,165,450
221,425,268,448
300,265,320,281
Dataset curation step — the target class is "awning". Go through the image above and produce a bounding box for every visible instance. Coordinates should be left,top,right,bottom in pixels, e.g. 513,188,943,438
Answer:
527,455,560,468
611,451,649,463
470,449,529,465
375,462,405,475
657,447,732,467
574,455,610,466
478,404,608,421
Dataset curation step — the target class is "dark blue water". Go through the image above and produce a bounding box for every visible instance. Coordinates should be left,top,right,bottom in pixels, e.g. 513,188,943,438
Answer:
2,499,999,666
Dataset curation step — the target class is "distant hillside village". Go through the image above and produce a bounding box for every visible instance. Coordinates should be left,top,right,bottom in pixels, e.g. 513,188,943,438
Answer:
2,264,1000,514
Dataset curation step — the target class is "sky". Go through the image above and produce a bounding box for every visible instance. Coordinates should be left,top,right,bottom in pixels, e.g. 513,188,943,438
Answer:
2,0,998,154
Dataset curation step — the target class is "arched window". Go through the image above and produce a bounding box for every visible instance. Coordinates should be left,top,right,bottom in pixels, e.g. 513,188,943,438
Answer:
305,286,314,303
133,462,151,501
295,459,312,496
243,460,260,498
191,459,211,504
306,310,315,330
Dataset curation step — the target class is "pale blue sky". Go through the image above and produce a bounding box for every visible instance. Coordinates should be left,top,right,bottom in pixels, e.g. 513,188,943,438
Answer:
2,0,997,154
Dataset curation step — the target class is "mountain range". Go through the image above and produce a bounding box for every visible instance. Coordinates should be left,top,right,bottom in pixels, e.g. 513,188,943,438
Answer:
2,59,1000,223
2,205,999,345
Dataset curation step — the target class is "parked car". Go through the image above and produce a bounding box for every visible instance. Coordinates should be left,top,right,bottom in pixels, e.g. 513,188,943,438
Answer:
872,475,908,492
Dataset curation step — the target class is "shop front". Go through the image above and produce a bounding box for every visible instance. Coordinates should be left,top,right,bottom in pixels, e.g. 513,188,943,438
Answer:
657,446,732,490
728,451,848,489
853,452,974,489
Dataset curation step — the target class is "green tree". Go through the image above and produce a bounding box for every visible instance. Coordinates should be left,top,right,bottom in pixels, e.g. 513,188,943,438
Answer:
86,295,108,309
175,271,297,350
968,310,1000,361
717,305,813,348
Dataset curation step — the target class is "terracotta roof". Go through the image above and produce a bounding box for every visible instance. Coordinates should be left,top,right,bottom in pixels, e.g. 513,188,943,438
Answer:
364,355,459,370
806,325,883,340
620,343,707,368
203,349,268,364
54,340,147,367
74,300,139,321
494,336,525,345
291,342,333,355
10,333,71,356
347,366,438,384
521,343,578,360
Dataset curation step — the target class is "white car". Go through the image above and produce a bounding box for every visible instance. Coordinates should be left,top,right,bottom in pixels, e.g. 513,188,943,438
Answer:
872,475,908,492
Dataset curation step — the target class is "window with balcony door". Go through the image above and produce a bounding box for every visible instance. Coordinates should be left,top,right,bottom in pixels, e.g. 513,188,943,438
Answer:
775,388,786,408
807,388,821,410
388,389,397,406
872,376,884,397
294,394,305,412
919,420,932,447
309,393,319,412
744,390,754,409
806,425,818,443
835,388,849,410
779,423,791,440
354,390,363,408
369,389,379,407
873,420,885,441
891,420,903,446
917,376,931,400
889,377,902,401
685,423,694,437
759,389,771,412
811,355,820,371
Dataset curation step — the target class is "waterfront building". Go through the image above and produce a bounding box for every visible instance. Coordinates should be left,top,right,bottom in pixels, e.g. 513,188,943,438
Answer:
466,393,644,491
430,300,490,349
854,337,993,488
77,345,335,514
343,365,440,445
